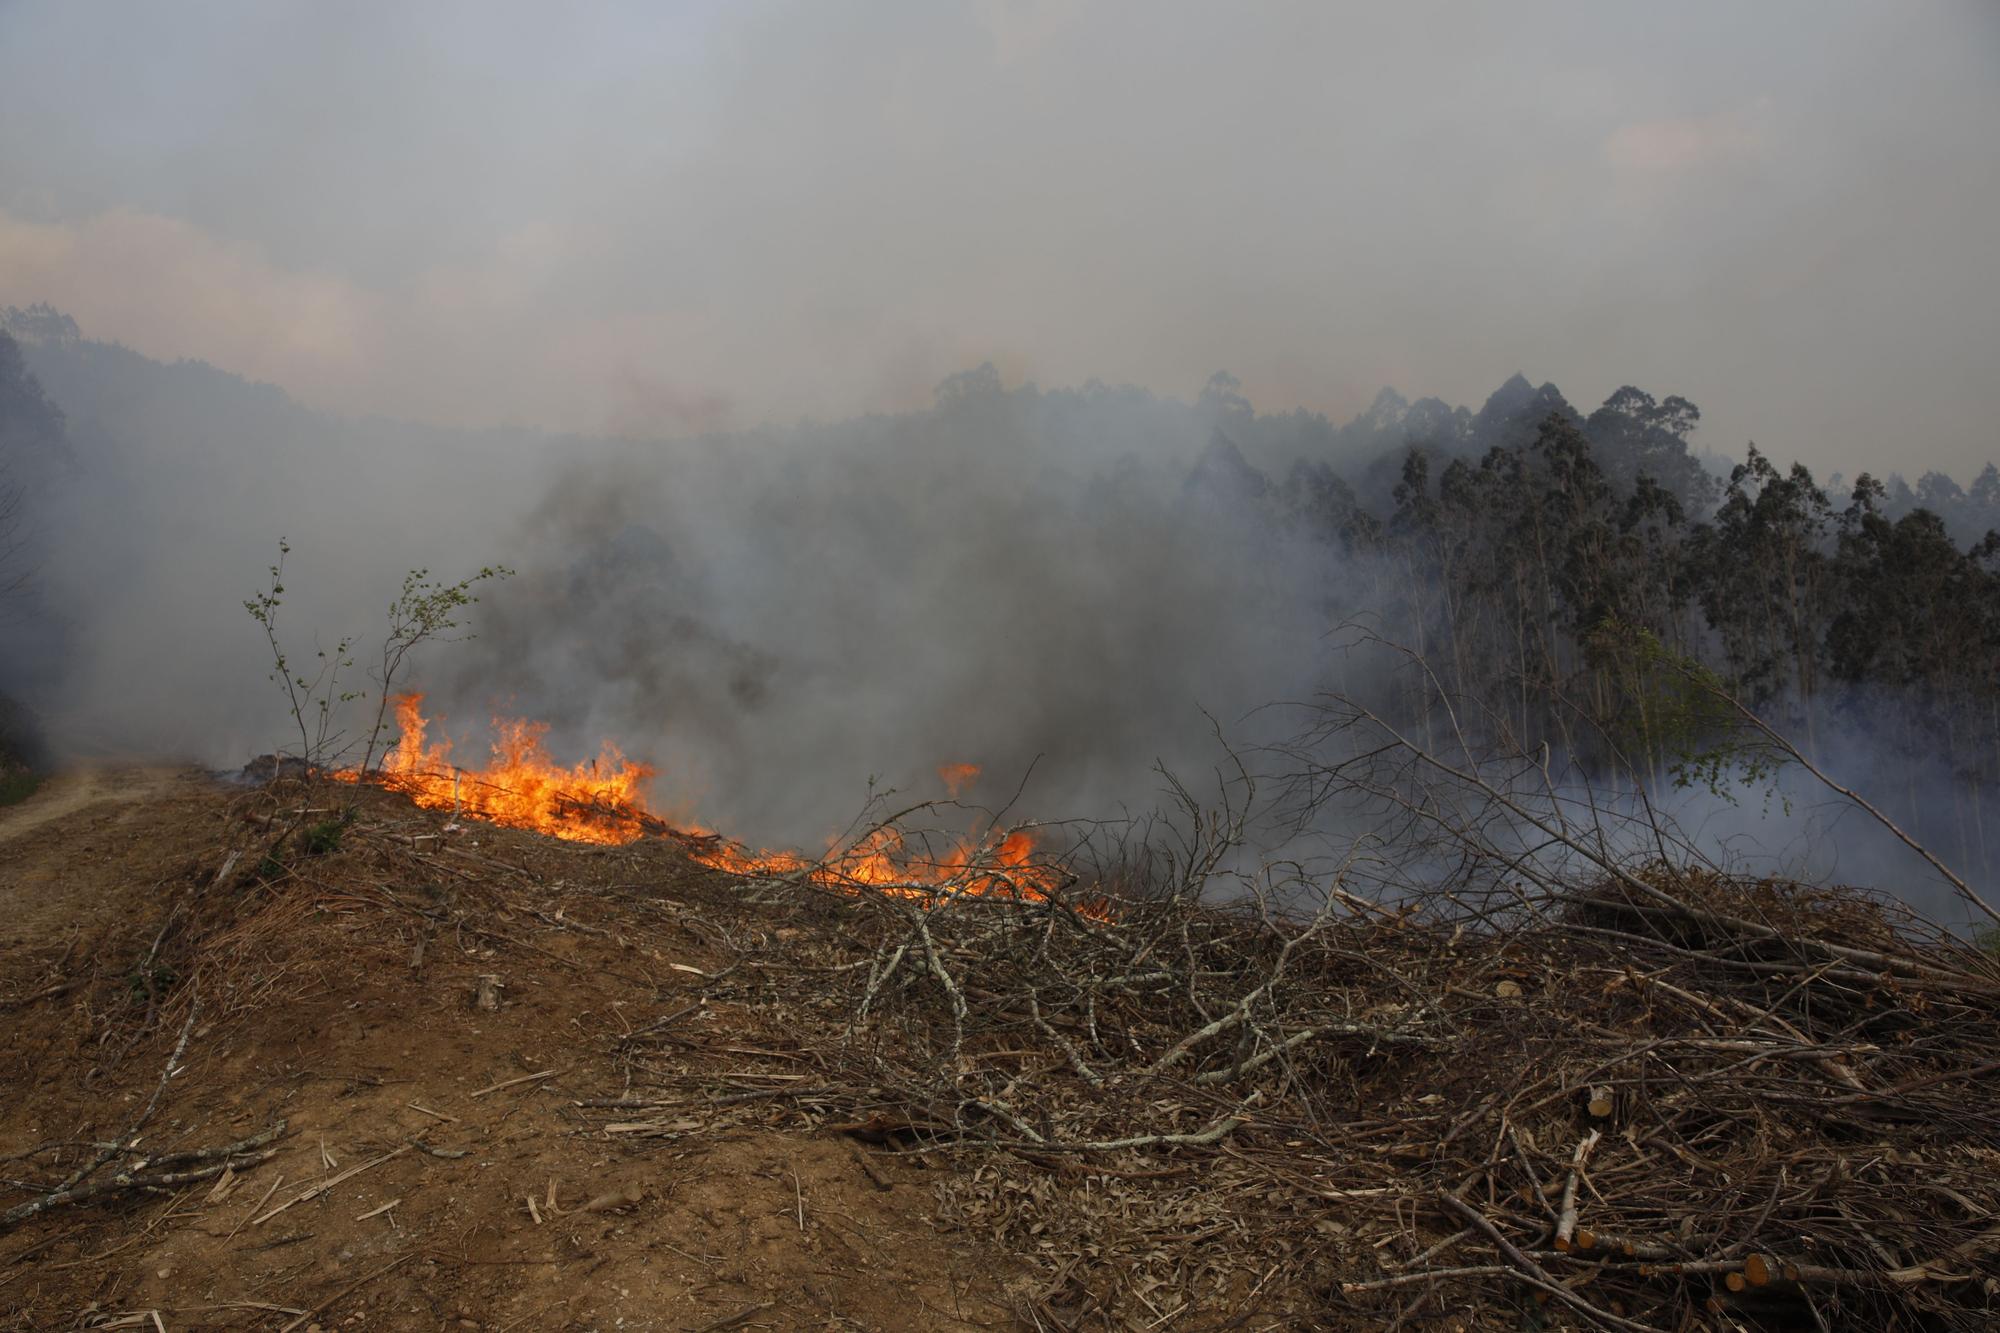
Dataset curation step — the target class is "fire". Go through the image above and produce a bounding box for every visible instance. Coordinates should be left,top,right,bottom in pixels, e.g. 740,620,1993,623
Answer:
343,694,1071,908
938,762,980,798
348,693,661,845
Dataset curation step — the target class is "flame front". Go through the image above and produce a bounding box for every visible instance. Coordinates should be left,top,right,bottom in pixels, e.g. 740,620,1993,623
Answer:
343,694,1068,907
351,693,661,845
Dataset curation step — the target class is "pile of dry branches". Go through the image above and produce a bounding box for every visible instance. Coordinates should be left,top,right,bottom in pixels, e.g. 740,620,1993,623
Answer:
590,711,2000,1329
27,709,1994,1329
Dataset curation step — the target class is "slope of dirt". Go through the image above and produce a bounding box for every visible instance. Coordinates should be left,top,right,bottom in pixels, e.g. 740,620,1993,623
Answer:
10,769,1997,1332
0,773,1021,1332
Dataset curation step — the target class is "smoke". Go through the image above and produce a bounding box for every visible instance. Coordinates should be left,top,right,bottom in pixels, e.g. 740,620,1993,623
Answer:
6,319,1994,931
6,326,553,764
4,3,1998,477
1269,641,1999,930
429,370,1342,844
4,326,1343,851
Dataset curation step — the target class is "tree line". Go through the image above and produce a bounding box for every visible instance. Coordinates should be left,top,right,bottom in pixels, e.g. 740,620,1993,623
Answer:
1193,376,2000,885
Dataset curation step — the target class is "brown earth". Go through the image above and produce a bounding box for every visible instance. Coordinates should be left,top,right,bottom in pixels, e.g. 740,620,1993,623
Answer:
8,768,1997,1332
0,771,1027,1332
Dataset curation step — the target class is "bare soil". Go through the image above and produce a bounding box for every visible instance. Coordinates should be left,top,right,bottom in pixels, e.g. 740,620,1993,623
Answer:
0,771,1023,1332
13,769,1994,1332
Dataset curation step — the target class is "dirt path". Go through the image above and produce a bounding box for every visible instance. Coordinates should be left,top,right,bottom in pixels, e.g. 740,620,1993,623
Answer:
0,765,212,961
0,764,185,846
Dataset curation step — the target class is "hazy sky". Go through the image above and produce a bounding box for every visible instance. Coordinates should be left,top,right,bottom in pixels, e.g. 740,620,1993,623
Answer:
2,1,1996,473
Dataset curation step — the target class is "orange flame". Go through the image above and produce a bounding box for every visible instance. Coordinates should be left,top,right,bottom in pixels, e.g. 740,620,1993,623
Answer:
345,693,661,845
342,694,1072,909
938,762,980,798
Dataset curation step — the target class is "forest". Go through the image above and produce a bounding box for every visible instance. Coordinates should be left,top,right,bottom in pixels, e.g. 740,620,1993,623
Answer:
1185,369,2000,899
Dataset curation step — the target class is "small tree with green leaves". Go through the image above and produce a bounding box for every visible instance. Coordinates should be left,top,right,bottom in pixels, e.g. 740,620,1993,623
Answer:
358,563,512,773
243,538,359,770
244,542,512,777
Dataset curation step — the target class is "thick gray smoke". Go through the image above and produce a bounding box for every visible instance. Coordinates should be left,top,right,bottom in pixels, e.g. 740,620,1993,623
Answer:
7,319,551,765
10,325,1338,848
428,368,1339,844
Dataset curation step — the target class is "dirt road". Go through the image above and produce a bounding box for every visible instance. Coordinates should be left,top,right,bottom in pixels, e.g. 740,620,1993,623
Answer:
0,765,187,845
0,765,210,958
